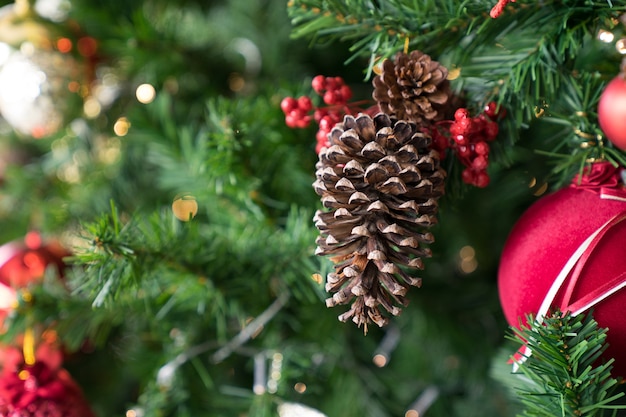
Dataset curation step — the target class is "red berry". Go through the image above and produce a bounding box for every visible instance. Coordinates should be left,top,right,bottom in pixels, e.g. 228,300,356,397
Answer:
454,134,468,146
461,168,475,184
474,171,490,188
472,155,488,171
316,129,329,143
323,90,338,105
316,141,328,154
297,96,313,112
319,116,334,132
314,108,327,123
281,97,297,114
433,136,449,155
285,114,298,128
474,141,490,156
471,116,486,134
312,75,326,93
325,77,337,91
457,145,472,158
334,76,344,86
457,118,473,134
338,85,353,102
484,101,498,119
484,121,499,140
450,123,464,137
295,115,312,128
454,108,470,120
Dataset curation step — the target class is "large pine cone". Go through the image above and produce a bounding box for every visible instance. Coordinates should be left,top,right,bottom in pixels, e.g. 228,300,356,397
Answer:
373,50,450,125
313,113,446,330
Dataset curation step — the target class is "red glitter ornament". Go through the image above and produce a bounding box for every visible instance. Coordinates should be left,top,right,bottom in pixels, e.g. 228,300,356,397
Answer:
498,162,626,377
0,344,96,417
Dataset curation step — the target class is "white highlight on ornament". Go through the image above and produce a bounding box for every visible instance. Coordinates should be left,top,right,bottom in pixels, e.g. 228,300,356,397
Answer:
136,83,156,104
277,402,327,417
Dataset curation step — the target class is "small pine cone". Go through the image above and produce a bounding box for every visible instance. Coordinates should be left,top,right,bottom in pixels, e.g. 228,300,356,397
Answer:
313,113,446,330
373,50,450,125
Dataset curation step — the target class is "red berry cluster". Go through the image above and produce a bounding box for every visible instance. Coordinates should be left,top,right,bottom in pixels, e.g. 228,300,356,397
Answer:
281,75,358,154
431,102,504,188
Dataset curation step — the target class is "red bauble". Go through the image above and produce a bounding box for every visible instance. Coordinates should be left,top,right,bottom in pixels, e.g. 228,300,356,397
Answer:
0,233,68,289
498,162,626,376
598,74,626,150
0,345,96,417
0,233,69,329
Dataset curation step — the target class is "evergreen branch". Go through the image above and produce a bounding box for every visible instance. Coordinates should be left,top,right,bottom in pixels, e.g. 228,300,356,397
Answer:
508,311,626,417
287,0,488,68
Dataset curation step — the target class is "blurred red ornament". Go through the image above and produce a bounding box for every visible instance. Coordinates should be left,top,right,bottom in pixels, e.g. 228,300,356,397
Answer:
498,162,626,376
598,74,626,150
0,233,69,328
0,232,68,289
0,344,95,417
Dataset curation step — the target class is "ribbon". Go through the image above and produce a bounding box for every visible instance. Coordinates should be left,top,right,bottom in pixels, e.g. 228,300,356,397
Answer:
512,212,626,370
571,161,626,202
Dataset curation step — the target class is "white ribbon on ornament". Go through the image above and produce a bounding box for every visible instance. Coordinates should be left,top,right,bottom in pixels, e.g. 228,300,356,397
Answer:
512,209,626,372
0,241,20,271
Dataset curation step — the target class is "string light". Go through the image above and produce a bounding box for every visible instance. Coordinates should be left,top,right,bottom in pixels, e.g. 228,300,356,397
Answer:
83,96,101,118
113,117,131,136
597,29,615,43
267,352,283,393
171,195,198,221
135,83,156,104
458,245,478,274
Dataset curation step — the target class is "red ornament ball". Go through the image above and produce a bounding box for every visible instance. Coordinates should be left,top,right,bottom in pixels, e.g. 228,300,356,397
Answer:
598,74,626,150
0,233,69,329
0,233,68,289
498,162,626,377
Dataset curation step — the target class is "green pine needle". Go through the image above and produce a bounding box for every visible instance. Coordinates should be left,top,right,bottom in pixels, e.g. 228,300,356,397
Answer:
507,311,626,417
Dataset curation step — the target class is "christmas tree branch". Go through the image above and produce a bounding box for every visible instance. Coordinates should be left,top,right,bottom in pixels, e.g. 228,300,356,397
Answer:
507,311,626,417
